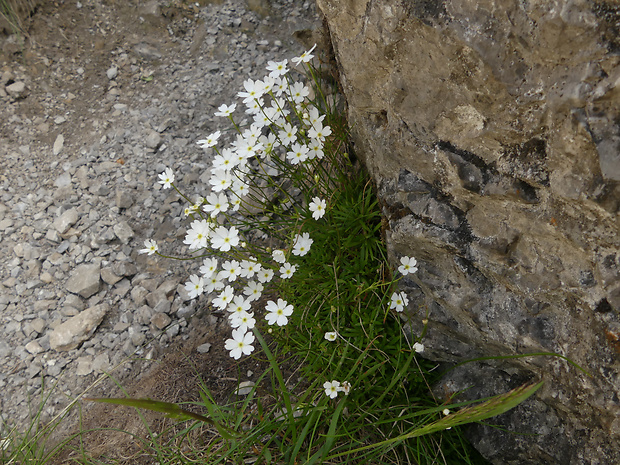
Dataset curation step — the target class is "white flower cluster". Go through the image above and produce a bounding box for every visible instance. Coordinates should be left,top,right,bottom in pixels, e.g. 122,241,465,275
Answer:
139,45,331,361
323,380,351,399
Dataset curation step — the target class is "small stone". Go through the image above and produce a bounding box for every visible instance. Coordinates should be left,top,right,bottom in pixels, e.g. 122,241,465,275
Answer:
54,172,72,188
53,208,79,234
131,286,149,306
92,352,110,372
76,356,93,376
115,189,134,209
176,283,192,302
106,66,118,80
53,135,64,155
25,340,44,354
101,267,122,285
49,303,109,351
166,323,180,338
131,331,146,346
153,299,171,314
0,340,11,358
197,342,211,353
151,312,171,330
157,279,179,296
135,305,153,325
64,294,85,311
6,81,27,99
234,381,255,396
45,229,61,243
113,220,134,244
112,261,138,277
145,130,162,150
65,263,101,298
27,318,47,335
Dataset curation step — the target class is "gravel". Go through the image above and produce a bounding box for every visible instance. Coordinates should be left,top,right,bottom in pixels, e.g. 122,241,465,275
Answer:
0,0,321,429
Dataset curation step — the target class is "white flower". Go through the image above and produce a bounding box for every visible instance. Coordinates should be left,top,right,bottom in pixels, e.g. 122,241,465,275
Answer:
398,256,418,275
390,291,409,313
413,342,425,354
272,249,286,264
228,295,251,316
287,81,310,104
292,232,313,256
286,143,309,165
307,139,324,160
257,268,274,283
339,381,351,396
308,123,332,142
259,133,279,156
211,148,237,172
279,262,297,279
278,122,297,146
211,226,240,252
265,299,294,326
205,274,225,293
184,219,211,250
157,168,174,189
214,103,236,117
266,59,289,78
309,197,326,220
213,285,235,310
224,328,255,359
443,408,451,416
239,259,261,278
139,239,158,255
238,78,266,104
292,44,317,65
185,275,204,299
261,76,276,93
323,380,340,399
244,97,264,115
229,311,256,333
209,169,233,192
197,130,221,149
243,281,264,302
272,77,287,97
199,257,218,278
305,106,325,127
203,192,229,218
324,331,337,342
219,260,241,282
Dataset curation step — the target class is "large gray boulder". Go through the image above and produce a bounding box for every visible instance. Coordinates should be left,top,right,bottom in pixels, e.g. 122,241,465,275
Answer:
317,0,620,463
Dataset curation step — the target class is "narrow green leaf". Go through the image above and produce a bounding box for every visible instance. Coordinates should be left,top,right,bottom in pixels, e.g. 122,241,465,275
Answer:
326,381,543,460
83,397,242,439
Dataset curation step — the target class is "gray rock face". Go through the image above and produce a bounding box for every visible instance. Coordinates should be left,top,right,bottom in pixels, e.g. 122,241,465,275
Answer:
317,0,620,463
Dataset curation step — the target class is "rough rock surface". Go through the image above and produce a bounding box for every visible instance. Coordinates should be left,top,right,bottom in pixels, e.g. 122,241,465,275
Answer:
317,0,620,464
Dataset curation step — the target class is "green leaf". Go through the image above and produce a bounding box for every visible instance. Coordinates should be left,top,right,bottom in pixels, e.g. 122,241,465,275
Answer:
84,397,242,440
326,381,543,460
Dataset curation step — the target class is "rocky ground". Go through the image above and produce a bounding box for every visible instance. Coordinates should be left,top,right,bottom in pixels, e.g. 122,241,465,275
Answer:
0,0,321,439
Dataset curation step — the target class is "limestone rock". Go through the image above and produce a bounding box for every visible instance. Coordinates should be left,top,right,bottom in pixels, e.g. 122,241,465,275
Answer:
53,208,79,234
53,134,64,155
6,81,27,99
318,0,620,463
65,263,100,298
113,220,134,244
150,312,171,330
49,303,109,351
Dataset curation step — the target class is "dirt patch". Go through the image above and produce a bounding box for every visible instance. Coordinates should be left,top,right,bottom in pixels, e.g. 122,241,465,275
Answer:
51,313,273,464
